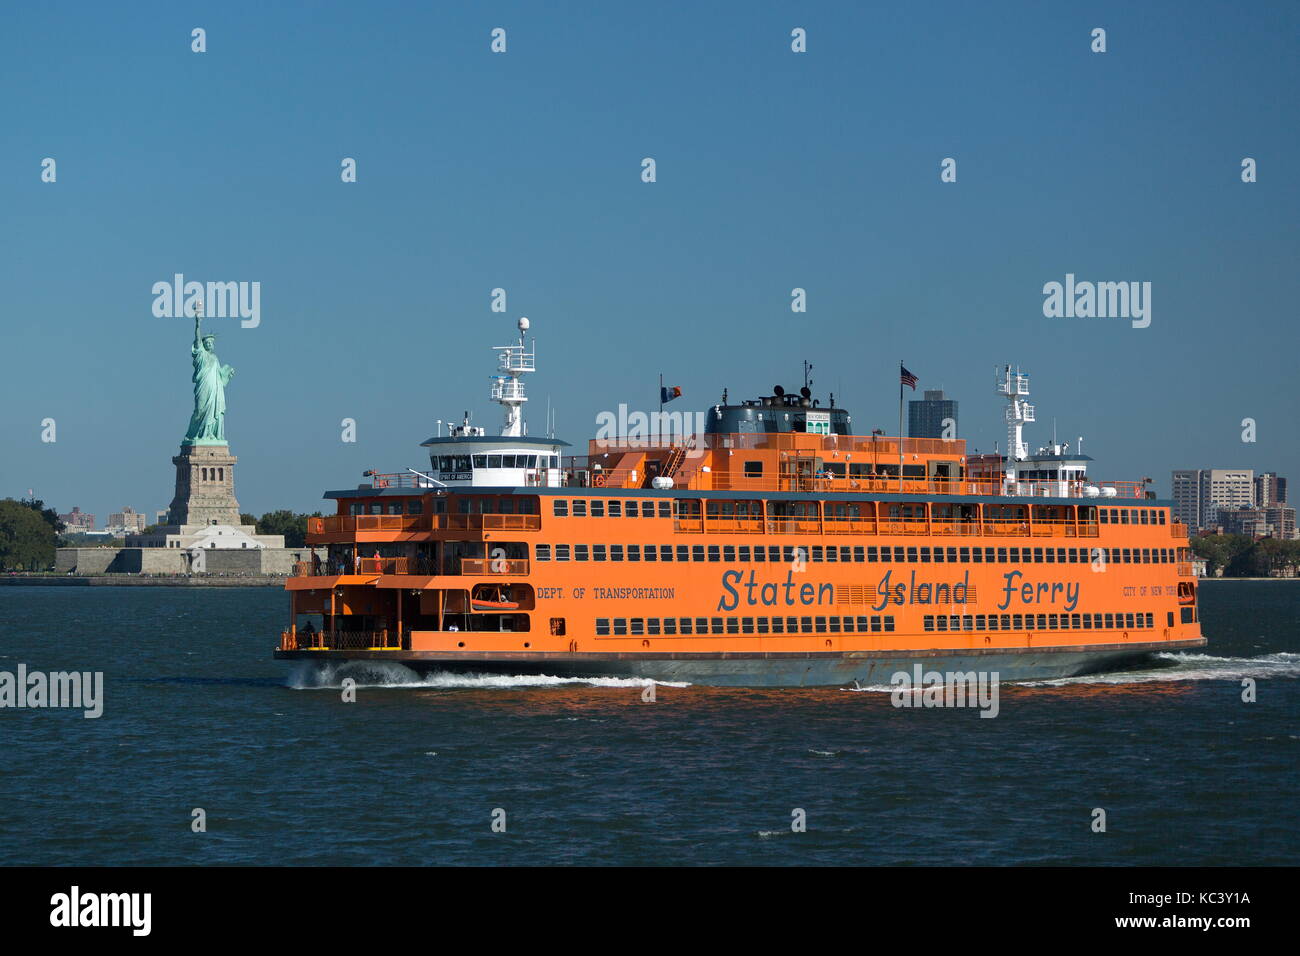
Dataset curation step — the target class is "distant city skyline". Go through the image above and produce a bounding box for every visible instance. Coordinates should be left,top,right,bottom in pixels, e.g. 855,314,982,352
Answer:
2,1,1297,519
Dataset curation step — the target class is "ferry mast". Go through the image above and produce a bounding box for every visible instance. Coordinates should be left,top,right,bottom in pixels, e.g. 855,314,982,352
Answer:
997,364,1035,485
491,317,535,437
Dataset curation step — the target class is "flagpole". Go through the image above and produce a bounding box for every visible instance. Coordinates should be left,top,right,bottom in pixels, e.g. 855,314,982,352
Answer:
658,373,663,445
898,361,904,492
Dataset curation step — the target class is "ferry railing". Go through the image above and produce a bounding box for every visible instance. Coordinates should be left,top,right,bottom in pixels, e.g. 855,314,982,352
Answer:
1171,523,1189,539
1176,563,1193,577
929,521,983,537
310,513,541,536
822,519,878,535
442,514,541,532
673,517,704,533
765,517,823,535
460,558,530,575
357,557,428,575
702,516,766,534
282,629,400,651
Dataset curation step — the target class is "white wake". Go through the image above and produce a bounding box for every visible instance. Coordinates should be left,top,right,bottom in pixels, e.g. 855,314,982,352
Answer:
286,660,689,690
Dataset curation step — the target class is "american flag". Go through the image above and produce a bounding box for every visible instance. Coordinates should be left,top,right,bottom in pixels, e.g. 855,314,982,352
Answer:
900,365,918,390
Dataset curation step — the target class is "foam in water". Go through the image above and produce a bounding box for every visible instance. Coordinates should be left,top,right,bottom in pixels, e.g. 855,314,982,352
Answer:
839,652,1300,692
1015,652,1300,688
286,660,689,690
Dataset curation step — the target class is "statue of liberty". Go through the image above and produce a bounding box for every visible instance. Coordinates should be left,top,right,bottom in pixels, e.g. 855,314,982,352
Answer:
183,303,235,445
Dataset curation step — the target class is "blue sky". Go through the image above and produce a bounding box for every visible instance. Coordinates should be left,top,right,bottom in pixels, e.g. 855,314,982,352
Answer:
2,0,1297,521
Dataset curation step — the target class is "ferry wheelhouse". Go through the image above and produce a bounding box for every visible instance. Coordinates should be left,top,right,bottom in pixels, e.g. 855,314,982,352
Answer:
275,318,1204,686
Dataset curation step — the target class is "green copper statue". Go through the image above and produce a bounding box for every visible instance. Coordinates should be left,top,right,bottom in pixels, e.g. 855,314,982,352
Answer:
183,306,235,445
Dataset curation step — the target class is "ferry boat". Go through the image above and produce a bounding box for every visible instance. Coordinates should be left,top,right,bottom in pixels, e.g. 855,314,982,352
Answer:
275,318,1205,687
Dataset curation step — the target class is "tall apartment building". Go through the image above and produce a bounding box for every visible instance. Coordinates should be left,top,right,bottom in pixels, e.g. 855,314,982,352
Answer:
58,506,96,532
908,389,958,439
1171,469,1255,532
106,507,147,534
1218,504,1297,540
1255,472,1288,507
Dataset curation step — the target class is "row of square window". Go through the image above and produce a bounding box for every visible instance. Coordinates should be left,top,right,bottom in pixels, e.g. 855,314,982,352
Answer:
922,612,1157,632
594,615,897,636
554,499,670,518
535,544,1185,564
1099,508,1167,525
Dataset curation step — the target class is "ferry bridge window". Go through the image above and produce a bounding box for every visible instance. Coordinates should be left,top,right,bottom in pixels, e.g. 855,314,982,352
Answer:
608,501,621,517
553,499,568,516
369,503,383,515
473,455,487,468
407,499,423,514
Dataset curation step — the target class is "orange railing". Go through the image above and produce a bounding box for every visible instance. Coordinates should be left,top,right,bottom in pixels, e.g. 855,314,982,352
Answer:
460,558,530,575
1171,523,1189,539
309,513,541,537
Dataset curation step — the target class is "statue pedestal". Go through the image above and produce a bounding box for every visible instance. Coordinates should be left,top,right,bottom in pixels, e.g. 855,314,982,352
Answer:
167,443,243,527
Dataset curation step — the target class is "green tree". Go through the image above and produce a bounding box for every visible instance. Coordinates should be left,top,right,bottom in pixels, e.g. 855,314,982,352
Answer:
21,497,64,534
0,498,59,571
1190,533,1254,576
256,510,320,548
